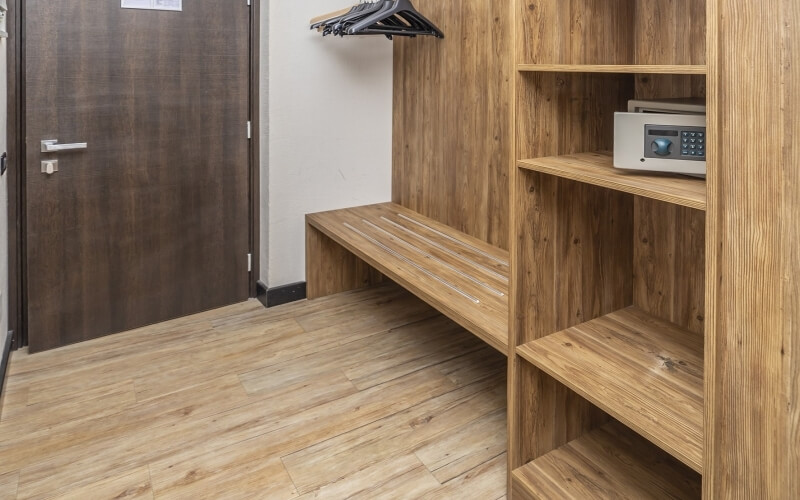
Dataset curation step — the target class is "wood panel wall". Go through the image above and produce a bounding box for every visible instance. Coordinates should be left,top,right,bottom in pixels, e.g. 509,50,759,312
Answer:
705,0,799,495
632,77,706,337
392,0,512,249
516,0,705,66
516,0,634,65
633,199,706,336
633,0,706,65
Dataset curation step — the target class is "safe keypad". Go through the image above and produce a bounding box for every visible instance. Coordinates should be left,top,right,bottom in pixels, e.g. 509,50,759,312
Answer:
681,131,705,157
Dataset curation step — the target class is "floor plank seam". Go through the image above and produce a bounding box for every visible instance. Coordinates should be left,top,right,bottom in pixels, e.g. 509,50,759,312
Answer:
359,349,491,393
280,376,502,477
344,344,488,391
147,463,156,499
279,456,302,497
443,450,507,485
233,314,444,383
355,310,444,334
295,309,442,339
132,379,141,404
413,450,446,484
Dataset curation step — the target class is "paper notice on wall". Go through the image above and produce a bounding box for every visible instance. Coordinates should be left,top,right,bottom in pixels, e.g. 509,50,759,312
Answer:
154,0,182,10
122,0,182,11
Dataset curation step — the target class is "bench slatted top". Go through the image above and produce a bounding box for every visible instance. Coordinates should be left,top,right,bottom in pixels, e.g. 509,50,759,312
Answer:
307,203,509,354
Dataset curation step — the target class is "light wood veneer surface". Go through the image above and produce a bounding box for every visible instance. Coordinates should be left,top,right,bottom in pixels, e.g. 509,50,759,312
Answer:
517,64,707,74
517,306,704,473
512,421,701,499
518,152,707,211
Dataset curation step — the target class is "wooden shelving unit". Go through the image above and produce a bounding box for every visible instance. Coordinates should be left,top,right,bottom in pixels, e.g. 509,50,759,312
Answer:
509,0,709,496
518,152,707,211
516,307,704,473
517,64,707,75
512,421,702,499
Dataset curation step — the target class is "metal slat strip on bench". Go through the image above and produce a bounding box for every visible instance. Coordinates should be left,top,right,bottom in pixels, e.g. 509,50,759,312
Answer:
361,219,505,297
395,213,509,266
379,216,508,283
343,222,481,304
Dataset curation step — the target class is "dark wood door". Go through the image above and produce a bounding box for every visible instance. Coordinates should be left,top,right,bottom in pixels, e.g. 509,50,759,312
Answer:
24,0,252,352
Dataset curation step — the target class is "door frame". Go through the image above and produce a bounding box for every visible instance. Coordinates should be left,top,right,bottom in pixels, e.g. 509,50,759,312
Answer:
5,0,261,349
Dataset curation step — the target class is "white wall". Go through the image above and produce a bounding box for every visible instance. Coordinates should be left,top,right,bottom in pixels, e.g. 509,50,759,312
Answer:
259,2,269,285
264,0,393,288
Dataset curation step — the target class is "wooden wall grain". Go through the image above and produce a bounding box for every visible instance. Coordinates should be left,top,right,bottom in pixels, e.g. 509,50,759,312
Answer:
516,0,705,66
516,0,634,65
392,0,512,249
633,199,706,336
705,0,800,496
633,0,706,66
516,72,633,159
632,75,707,337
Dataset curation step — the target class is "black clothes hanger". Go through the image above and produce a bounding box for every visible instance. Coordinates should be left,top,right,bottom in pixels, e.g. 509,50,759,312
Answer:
311,1,444,40
312,2,382,35
345,0,443,38
355,14,431,37
328,2,386,36
311,6,356,30
352,2,431,34
341,1,429,37
340,8,429,38
311,3,377,28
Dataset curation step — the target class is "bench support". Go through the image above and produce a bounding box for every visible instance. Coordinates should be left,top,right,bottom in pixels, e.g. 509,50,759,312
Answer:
306,221,384,300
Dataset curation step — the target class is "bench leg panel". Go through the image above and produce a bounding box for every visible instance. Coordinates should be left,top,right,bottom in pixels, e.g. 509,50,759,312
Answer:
306,223,384,299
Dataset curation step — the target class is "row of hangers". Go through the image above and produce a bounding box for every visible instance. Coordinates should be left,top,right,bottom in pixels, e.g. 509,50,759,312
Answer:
310,0,444,40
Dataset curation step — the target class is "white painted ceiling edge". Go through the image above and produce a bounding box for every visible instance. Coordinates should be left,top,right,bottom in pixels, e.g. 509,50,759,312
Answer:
264,1,394,288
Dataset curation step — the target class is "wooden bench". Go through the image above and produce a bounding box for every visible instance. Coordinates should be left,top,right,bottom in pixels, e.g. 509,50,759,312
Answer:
306,203,509,354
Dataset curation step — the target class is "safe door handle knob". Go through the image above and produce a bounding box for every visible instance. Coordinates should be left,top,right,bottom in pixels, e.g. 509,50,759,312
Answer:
41,139,88,153
651,138,673,156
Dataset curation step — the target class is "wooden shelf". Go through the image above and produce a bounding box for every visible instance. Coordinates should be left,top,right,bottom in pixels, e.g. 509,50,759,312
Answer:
518,152,707,211
512,421,702,499
517,64,707,75
516,306,704,473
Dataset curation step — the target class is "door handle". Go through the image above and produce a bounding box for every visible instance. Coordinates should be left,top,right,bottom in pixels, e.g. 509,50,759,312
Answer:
41,139,88,153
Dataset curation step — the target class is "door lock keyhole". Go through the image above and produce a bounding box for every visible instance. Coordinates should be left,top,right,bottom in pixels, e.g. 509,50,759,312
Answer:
41,159,59,175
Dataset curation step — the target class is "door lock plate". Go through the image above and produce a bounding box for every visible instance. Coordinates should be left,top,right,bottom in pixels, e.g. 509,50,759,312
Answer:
41,159,58,175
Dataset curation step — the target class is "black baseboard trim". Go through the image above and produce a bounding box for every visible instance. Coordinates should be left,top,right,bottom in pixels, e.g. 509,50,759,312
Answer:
1,330,13,400
257,281,307,308
256,281,269,308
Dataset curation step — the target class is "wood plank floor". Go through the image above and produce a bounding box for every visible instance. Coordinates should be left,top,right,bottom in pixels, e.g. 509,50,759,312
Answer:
0,283,508,500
